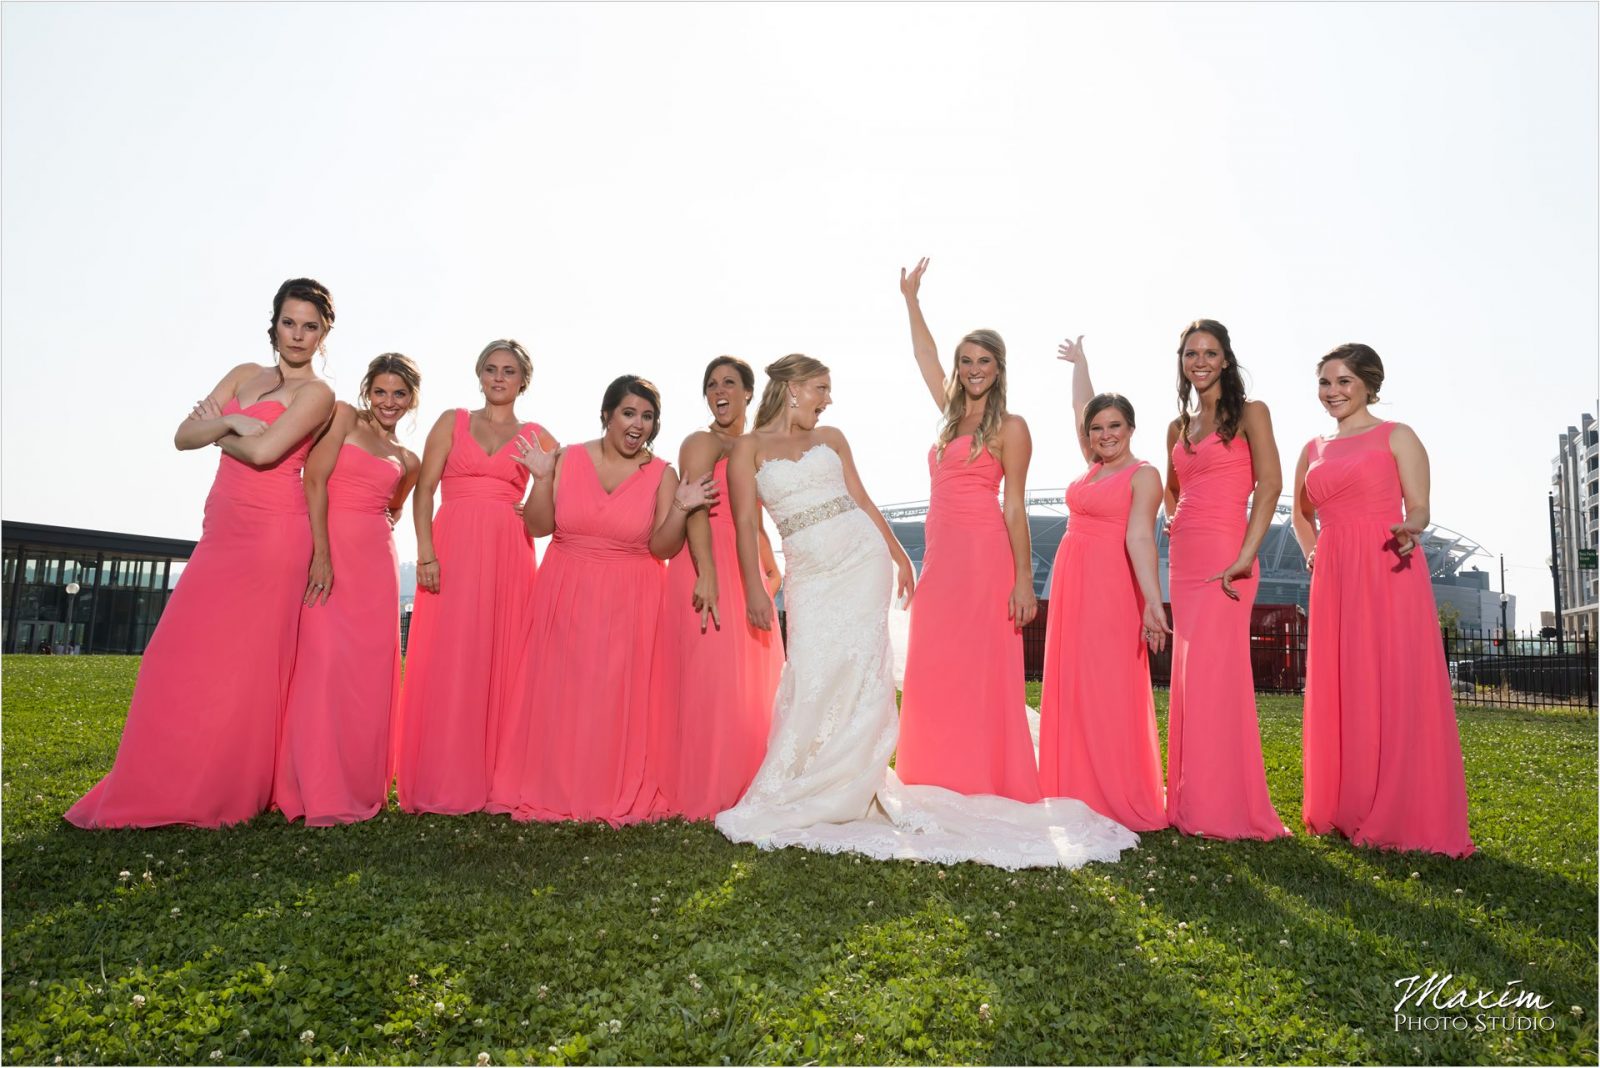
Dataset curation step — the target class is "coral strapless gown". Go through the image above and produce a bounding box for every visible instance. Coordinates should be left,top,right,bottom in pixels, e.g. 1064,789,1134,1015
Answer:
489,446,671,825
653,456,784,820
1166,432,1289,840
1039,461,1168,831
394,409,545,815
66,399,313,828
896,436,1040,801
275,444,404,825
1302,423,1473,856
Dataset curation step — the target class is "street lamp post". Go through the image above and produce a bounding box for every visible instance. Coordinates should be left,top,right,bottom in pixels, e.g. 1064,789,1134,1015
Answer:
64,581,80,653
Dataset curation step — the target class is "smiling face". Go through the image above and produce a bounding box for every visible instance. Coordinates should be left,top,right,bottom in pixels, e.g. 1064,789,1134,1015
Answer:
478,348,526,403
954,341,1000,400
365,372,414,431
273,298,327,363
704,362,752,430
605,392,658,457
787,374,832,431
1087,405,1134,464
1181,331,1226,394
1317,358,1369,421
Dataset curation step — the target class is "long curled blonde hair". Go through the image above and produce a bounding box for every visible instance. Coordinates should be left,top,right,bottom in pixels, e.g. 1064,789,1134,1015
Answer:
936,329,1008,461
754,354,831,430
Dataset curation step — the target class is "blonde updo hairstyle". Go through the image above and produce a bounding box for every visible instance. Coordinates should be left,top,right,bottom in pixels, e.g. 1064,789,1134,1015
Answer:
754,354,831,430
357,352,423,426
475,338,533,395
937,328,1008,461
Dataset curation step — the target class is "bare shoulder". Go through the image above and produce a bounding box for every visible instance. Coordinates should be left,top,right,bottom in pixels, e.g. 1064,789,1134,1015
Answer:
401,447,422,473
1133,463,1163,489
1000,412,1031,439
1242,398,1274,422
816,424,849,449
1387,421,1423,448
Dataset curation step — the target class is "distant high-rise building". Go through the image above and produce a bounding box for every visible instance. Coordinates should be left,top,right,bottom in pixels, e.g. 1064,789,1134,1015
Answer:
1552,411,1599,635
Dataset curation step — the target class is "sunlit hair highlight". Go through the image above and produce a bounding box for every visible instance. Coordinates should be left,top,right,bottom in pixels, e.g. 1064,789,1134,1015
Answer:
754,354,830,430
936,329,1008,462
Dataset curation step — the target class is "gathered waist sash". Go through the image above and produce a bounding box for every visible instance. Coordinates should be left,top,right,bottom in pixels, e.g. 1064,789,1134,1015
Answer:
776,494,858,538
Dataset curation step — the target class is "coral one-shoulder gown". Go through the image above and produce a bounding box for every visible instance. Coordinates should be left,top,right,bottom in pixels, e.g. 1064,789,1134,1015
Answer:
67,399,313,828
1301,423,1473,856
394,409,544,815
654,456,784,820
275,443,404,825
489,446,671,825
1166,432,1289,840
895,436,1040,801
1039,461,1168,830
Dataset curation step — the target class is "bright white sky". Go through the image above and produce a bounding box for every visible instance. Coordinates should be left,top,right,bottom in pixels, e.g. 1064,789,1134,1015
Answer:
3,3,1595,623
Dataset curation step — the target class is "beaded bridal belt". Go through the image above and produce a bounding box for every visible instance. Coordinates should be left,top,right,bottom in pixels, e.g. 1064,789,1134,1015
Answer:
776,494,859,538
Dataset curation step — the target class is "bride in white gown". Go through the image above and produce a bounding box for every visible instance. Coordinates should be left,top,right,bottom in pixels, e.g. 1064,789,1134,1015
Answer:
714,355,1138,870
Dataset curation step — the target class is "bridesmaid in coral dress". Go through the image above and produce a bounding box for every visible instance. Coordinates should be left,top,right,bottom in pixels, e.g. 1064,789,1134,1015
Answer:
489,375,716,825
275,354,421,825
1162,319,1290,840
394,340,558,815
892,258,1040,801
1292,344,1473,856
67,278,338,828
653,357,785,819
1038,338,1170,830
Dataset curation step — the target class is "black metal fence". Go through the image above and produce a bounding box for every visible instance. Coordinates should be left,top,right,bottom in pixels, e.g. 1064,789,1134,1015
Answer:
1021,606,1595,711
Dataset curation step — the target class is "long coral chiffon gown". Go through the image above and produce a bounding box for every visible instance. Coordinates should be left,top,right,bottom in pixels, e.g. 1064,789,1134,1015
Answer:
489,446,671,825
394,409,545,815
1038,461,1168,830
66,399,313,828
653,457,784,819
1165,432,1289,840
275,444,404,825
1301,423,1473,856
895,436,1040,801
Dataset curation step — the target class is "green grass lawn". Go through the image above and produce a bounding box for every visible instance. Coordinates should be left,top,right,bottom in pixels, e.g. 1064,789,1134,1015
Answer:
3,657,1596,1066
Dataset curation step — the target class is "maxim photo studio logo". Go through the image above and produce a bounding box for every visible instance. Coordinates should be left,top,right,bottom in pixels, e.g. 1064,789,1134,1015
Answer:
1392,972,1555,1033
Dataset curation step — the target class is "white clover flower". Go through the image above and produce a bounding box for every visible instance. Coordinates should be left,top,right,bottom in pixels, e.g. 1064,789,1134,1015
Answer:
978,1004,993,1023
537,985,549,1000
170,907,181,917
547,1046,560,1054
474,1018,485,1026
1278,939,1290,947
608,1019,622,1034
477,1053,491,1066
433,1002,447,1013
209,1050,223,1061
298,1030,314,1044
853,1033,866,1046
131,994,147,1007
1572,1006,1585,1018
118,870,132,880
237,1029,250,1039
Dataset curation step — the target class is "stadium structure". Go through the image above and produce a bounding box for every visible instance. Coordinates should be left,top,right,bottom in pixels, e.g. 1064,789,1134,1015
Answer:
882,492,1511,631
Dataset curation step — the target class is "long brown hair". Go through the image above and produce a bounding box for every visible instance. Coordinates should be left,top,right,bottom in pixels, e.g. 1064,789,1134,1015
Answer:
936,329,1008,462
1175,318,1247,452
754,354,830,430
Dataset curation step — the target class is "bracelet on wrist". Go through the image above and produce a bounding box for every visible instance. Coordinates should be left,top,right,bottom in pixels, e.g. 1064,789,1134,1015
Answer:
418,558,437,566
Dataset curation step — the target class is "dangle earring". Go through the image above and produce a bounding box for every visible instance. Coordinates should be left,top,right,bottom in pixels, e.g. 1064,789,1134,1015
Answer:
788,392,798,408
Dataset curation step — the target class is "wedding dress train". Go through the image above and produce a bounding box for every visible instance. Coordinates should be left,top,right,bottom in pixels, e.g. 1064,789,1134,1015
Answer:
715,443,1139,870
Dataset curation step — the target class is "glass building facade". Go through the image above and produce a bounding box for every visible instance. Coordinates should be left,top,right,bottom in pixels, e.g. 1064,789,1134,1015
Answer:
2,522,196,655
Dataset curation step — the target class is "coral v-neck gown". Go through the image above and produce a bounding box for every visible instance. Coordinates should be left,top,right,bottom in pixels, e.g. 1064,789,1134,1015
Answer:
895,436,1040,801
67,399,313,828
394,409,545,815
1165,432,1289,840
1302,423,1473,856
490,446,671,825
275,443,404,825
1039,461,1168,830
653,456,784,820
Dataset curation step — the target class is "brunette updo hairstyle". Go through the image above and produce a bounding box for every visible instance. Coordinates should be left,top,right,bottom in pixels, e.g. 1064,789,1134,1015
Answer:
266,277,335,391
357,353,423,422
702,355,756,395
1317,343,1385,403
475,339,534,395
754,354,831,430
600,374,664,451
1083,392,1136,438
1175,318,1248,451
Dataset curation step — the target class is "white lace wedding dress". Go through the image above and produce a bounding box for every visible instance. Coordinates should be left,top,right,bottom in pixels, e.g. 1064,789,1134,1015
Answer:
714,443,1139,869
